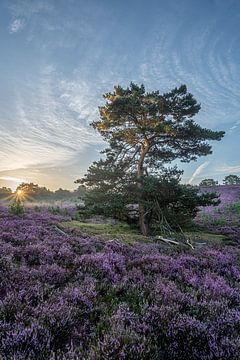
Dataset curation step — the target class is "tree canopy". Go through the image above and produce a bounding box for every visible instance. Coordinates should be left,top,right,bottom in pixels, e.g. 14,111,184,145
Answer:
78,83,224,235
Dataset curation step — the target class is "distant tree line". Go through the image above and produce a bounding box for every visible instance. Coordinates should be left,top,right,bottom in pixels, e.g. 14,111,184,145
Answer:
0,187,12,199
0,183,86,201
199,174,240,186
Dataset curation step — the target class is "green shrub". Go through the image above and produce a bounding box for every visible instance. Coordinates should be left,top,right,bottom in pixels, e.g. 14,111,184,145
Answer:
48,205,61,215
9,199,24,216
226,202,240,214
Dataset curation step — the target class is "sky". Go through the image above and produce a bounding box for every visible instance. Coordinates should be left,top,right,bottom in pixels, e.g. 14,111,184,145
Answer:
0,0,239,190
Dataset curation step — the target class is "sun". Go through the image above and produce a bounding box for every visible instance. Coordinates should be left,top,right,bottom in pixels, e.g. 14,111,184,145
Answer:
16,189,25,199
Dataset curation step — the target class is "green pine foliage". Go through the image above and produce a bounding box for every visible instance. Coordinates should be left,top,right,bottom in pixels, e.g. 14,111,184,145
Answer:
77,83,224,234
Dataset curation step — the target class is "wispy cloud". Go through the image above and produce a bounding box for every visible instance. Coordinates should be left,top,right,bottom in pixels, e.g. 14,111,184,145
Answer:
0,176,27,183
8,18,25,33
228,120,240,133
214,164,240,174
0,64,104,173
188,161,210,184
8,0,52,19
7,0,53,36
139,1,240,129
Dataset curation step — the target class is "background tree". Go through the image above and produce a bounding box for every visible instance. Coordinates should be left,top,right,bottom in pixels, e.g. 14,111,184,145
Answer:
16,183,42,197
199,179,218,186
73,185,87,200
53,188,71,200
0,187,12,199
223,174,240,185
16,183,51,200
15,182,86,202
78,83,224,235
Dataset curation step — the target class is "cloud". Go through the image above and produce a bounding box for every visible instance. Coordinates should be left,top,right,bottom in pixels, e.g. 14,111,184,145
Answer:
0,176,27,183
8,18,25,33
0,64,104,173
188,161,210,184
214,164,240,174
138,1,240,129
8,0,52,19
228,120,240,133
7,0,53,36
6,0,105,50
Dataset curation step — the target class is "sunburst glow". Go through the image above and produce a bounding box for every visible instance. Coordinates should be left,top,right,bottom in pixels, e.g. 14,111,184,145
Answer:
14,189,27,201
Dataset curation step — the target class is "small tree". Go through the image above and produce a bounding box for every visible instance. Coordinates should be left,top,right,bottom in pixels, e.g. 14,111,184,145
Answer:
9,197,24,215
223,174,240,185
9,190,25,216
78,83,224,235
199,179,218,186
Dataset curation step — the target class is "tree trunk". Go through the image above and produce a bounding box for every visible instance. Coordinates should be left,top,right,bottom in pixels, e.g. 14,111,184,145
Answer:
139,204,149,235
137,143,149,235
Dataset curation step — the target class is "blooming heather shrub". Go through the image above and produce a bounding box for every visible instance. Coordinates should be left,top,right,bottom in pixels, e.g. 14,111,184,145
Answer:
0,207,239,359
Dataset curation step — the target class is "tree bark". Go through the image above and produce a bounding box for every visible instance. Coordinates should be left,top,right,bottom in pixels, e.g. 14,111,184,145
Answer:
137,143,149,235
139,204,148,235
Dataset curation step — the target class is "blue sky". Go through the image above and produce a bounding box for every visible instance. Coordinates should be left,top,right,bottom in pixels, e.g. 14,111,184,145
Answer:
0,0,239,190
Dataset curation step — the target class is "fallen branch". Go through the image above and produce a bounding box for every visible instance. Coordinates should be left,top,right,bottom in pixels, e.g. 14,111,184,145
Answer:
153,235,180,245
186,238,194,250
54,225,68,236
153,199,195,249
153,235,194,249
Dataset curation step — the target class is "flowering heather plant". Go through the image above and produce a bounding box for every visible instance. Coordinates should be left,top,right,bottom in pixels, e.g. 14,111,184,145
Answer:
0,207,240,359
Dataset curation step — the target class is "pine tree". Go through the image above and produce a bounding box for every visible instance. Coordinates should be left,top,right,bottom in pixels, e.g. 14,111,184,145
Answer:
78,83,224,235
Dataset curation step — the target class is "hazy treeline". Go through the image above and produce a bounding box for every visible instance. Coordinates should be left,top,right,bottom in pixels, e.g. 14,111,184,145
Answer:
0,183,86,201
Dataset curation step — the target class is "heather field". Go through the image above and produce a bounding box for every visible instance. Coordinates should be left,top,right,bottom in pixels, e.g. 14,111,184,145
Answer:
0,204,240,360
197,185,240,243
1,0,240,359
